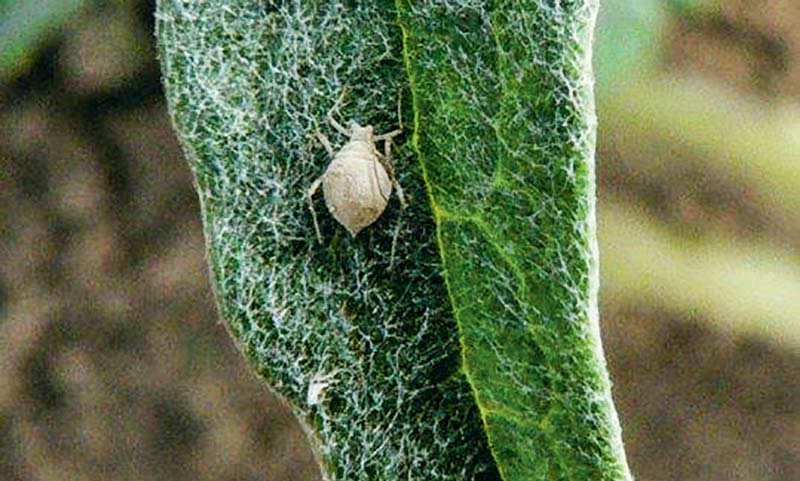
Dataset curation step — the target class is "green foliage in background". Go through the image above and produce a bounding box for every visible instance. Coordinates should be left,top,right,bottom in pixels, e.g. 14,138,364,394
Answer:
158,1,630,480
0,0,87,79
594,0,664,95
594,0,719,95
600,79,800,351
601,200,800,350
594,0,800,351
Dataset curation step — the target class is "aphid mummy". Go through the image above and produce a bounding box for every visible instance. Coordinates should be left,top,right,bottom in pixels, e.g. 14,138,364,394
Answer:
307,91,405,241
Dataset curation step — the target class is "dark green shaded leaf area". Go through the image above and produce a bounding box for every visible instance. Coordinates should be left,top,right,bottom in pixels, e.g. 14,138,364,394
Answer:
157,1,631,480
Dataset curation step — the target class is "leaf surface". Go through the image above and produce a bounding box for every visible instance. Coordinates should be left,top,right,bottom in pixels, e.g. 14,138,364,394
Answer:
398,2,632,480
157,2,498,480
157,1,631,480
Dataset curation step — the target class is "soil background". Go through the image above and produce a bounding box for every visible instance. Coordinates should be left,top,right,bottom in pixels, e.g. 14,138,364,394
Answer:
1,1,798,480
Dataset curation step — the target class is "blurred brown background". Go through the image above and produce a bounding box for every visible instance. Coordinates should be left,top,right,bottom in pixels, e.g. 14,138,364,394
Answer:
1,1,798,480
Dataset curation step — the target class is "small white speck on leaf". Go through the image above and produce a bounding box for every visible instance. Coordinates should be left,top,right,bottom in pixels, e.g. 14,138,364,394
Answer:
307,371,338,406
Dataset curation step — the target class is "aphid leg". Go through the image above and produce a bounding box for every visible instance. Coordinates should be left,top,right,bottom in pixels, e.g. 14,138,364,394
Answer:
327,114,350,136
327,87,351,136
378,136,406,271
378,136,406,208
307,177,324,243
315,131,335,157
375,129,403,143
307,131,335,243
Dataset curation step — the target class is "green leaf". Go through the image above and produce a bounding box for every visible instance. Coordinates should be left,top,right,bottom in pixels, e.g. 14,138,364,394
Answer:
157,2,497,480
398,2,631,480
157,1,631,480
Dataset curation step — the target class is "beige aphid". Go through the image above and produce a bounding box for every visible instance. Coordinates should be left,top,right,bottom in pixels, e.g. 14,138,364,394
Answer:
307,91,405,241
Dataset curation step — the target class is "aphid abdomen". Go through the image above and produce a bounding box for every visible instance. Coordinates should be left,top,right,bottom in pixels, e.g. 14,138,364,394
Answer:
322,141,392,236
